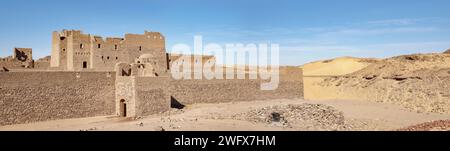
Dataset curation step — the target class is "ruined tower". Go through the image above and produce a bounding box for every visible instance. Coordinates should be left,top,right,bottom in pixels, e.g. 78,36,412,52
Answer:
0,48,34,69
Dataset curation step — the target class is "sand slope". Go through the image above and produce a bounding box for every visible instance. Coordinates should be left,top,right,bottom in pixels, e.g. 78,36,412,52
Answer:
302,57,378,76
445,49,450,54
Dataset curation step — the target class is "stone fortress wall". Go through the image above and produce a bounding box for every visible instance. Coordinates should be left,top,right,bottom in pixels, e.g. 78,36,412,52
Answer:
34,56,51,69
0,67,302,126
114,61,171,118
169,67,303,105
0,72,115,126
0,30,304,126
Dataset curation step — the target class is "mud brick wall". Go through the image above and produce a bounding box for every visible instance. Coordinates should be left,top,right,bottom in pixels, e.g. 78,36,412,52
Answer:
169,68,303,105
0,72,115,126
135,77,170,116
34,61,50,69
0,60,24,69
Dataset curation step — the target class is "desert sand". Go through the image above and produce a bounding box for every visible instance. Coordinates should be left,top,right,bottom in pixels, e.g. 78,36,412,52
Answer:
0,98,448,131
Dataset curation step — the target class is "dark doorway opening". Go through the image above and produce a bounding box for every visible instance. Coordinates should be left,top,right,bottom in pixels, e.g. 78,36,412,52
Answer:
82,61,87,69
121,68,131,76
120,99,127,117
170,96,185,109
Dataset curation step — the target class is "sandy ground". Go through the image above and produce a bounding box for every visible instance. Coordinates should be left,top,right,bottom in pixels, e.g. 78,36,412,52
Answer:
1,99,448,131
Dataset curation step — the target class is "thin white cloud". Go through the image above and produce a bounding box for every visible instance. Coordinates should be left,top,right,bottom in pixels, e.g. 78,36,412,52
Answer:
368,41,450,52
367,18,421,26
281,38,338,45
280,45,364,53
319,27,439,37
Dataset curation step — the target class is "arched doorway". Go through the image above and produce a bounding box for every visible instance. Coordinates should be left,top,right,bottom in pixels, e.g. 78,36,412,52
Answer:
120,99,127,117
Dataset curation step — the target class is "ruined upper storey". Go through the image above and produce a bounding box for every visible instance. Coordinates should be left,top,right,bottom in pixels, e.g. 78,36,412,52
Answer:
50,30,168,72
0,48,34,69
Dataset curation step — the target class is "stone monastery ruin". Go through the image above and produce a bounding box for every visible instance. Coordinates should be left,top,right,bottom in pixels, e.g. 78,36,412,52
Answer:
50,30,168,73
0,30,303,126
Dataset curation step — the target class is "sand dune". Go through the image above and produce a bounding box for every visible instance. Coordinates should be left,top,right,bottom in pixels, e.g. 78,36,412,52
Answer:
302,57,378,76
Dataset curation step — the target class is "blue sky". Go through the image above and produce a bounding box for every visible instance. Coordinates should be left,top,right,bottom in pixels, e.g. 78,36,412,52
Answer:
1,0,450,65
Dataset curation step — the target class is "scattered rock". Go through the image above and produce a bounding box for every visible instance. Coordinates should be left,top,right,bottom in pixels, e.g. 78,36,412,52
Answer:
156,126,165,131
363,75,377,80
398,120,450,131
269,112,282,122
232,104,346,130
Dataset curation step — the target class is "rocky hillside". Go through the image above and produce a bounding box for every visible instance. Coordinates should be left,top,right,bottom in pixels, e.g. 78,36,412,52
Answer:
318,52,450,114
445,49,450,54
